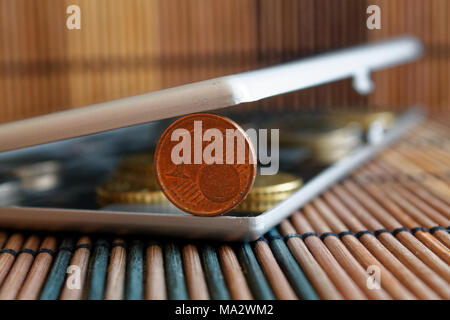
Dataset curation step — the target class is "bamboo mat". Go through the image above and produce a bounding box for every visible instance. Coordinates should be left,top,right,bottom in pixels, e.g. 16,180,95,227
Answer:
0,119,449,300
4,0,450,123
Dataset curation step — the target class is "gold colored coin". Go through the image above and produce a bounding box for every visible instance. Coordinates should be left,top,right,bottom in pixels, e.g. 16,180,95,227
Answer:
234,172,302,212
333,111,395,130
246,173,302,196
98,152,301,214
111,152,160,188
280,123,361,148
113,171,159,188
118,152,155,175
272,115,363,165
244,190,299,202
97,178,168,207
234,200,281,213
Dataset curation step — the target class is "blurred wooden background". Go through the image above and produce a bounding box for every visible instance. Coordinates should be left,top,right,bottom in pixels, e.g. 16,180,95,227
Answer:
0,0,448,124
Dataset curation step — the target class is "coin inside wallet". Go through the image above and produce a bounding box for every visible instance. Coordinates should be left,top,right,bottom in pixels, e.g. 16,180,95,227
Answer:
0,109,397,217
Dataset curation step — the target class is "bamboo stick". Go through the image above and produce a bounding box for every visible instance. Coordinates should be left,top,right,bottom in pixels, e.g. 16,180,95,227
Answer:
104,238,126,300
164,242,188,300
234,243,275,300
383,190,450,252
145,241,167,300
367,163,450,249
323,190,440,299
303,203,391,300
313,198,416,299
87,239,110,300
278,220,343,300
368,161,450,225
183,244,210,300
343,180,450,281
17,236,57,300
0,234,40,300
265,228,319,300
332,185,450,299
381,150,450,203
200,245,230,300
125,240,143,300
397,145,448,176
375,160,450,220
291,211,367,300
59,236,91,300
0,233,24,287
40,238,75,300
218,245,253,300
354,171,450,263
252,239,298,300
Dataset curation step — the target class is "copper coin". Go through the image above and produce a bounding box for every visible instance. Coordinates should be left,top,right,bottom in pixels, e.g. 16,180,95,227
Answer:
154,113,257,216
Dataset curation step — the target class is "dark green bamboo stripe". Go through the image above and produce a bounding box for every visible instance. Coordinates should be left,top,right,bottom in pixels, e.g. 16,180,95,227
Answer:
87,239,110,300
235,242,275,300
125,240,143,300
164,242,188,300
200,245,230,300
40,238,75,300
267,229,319,300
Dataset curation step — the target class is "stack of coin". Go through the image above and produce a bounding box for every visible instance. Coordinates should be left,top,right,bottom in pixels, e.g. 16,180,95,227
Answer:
115,152,160,186
0,175,22,205
234,172,302,213
98,152,302,214
273,116,363,165
332,110,396,144
332,110,395,131
0,159,63,193
97,152,168,207
12,160,62,192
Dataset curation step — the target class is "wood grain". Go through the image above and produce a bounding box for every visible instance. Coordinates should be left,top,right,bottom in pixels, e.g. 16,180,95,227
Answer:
17,236,57,300
253,240,298,300
343,180,450,282
234,243,275,300
218,245,253,300
0,234,40,300
0,233,24,287
145,241,167,300
303,204,391,300
183,244,210,300
104,239,126,300
59,236,91,300
332,185,450,299
266,229,319,300
313,198,415,299
278,220,343,300
323,190,440,299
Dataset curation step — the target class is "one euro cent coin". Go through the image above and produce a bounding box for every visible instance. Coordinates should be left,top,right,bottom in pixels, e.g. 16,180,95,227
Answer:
154,113,257,216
